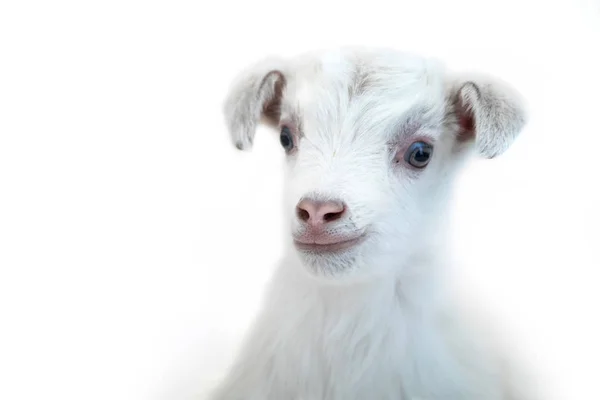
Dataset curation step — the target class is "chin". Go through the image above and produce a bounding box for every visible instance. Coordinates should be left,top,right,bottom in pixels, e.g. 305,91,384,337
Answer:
297,251,359,281
293,236,389,283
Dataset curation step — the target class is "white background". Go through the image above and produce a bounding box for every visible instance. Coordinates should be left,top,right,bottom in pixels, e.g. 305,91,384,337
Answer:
1,1,599,399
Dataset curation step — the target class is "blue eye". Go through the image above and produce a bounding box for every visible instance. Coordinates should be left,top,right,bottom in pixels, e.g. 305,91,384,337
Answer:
280,126,294,152
404,141,433,168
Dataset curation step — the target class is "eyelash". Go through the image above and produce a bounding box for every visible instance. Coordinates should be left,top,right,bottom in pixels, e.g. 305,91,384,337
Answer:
279,123,299,154
390,137,435,169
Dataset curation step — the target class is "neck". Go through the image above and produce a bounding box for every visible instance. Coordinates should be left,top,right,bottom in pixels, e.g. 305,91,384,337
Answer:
276,244,449,318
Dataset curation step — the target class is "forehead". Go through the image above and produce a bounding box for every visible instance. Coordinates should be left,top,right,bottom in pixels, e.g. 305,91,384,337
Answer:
281,49,447,141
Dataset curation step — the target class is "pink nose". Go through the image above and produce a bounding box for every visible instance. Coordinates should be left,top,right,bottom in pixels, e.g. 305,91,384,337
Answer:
296,198,346,226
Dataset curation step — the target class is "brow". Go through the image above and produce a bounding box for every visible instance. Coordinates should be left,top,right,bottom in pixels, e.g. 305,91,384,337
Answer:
389,104,441,138
280,107,304,138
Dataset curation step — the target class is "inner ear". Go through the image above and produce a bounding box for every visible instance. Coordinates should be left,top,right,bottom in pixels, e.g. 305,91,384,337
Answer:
259,71,286,128
454,81,479,143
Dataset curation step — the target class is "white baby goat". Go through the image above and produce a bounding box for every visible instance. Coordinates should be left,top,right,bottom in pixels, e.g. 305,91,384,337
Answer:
210,47,537,400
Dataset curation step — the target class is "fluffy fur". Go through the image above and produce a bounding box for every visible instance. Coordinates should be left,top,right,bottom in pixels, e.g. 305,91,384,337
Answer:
211,47,533,400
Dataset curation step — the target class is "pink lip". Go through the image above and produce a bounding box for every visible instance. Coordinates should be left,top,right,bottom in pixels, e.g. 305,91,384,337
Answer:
293,233,367,253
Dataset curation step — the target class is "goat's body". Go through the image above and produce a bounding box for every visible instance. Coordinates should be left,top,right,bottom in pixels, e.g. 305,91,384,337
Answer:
213,47,536,400
211,254,522,400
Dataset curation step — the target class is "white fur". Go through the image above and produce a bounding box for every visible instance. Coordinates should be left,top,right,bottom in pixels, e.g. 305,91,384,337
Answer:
212,47,534,400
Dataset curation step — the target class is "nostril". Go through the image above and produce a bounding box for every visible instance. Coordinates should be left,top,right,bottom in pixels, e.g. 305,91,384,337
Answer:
323,208,345,222
296,206,310,222
320,201,346,223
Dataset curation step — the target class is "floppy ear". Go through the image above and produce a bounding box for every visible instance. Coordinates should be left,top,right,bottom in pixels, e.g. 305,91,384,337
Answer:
223,57,288,151
449,74,528,158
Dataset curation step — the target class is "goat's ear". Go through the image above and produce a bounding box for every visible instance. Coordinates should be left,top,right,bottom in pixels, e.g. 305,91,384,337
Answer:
448,74,528,158
223,57,288,151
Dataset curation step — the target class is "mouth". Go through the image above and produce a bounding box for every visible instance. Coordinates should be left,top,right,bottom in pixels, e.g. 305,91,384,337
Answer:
293,233,367,254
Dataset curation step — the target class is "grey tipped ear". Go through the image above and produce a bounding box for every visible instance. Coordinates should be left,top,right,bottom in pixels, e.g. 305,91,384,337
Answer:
450,74,528,158
223,57,288,151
